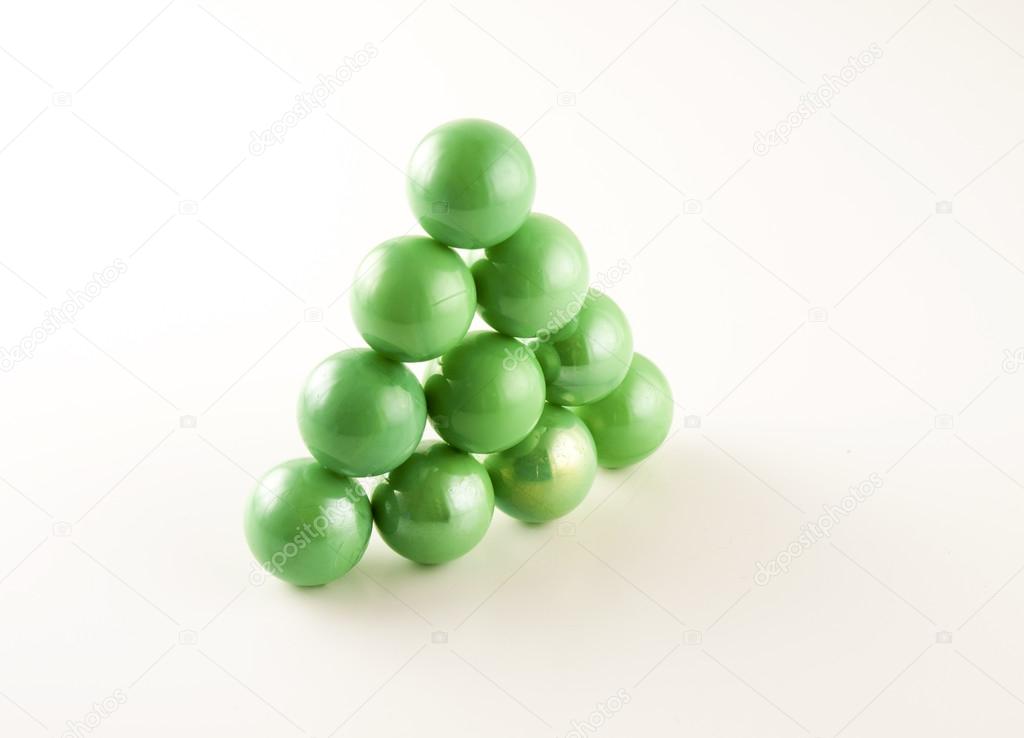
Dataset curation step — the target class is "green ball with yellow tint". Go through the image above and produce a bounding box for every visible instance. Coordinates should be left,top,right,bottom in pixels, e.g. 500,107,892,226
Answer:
485,404,597,523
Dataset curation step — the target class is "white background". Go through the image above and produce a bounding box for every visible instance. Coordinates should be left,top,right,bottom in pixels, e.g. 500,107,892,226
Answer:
2,1,1024,735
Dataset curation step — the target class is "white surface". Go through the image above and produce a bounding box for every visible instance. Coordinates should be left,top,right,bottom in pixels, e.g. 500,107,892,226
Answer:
2,1,1024,735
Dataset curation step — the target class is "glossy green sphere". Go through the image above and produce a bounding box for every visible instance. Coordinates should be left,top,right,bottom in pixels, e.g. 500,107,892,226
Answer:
573,353,673,469
424,331,545,453
371,442,494,564
351,236,476,361
244,459,372,586
485,405,597,523
472,213,590,338
298,349,426,477
531,291,633,406
407,119,536,249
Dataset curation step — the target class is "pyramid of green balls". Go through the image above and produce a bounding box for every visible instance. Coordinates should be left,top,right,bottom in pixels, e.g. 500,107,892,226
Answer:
244,119,674,586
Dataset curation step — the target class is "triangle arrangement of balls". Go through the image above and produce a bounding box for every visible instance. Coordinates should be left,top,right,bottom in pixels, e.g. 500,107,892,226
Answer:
245,119,674,586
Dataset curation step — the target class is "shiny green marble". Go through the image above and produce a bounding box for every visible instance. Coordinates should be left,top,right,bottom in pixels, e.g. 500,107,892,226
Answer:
424,331,545,453
485,404,597,523
407,119,535,249
371,442,494,564
531,291,633,406
244,459,372,586
472,213,590,338
573,353,673,469
298,349,426,477
351,236,476,362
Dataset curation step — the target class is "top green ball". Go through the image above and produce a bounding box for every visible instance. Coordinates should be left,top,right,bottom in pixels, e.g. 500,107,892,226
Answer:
406,119,536,249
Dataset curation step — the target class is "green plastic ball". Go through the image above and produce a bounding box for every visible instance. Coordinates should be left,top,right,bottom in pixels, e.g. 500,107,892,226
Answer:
350,236,476,362
407,119,536,249
485,404,597,523
573,353,674,469
298,349,426,477
371,442,494,564
531,291,633,406
424,331,545,453
472,213,590,338
244,459,372,586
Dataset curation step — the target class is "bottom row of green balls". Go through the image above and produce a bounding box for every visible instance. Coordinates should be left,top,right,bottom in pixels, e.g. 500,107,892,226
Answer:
244,334,673,587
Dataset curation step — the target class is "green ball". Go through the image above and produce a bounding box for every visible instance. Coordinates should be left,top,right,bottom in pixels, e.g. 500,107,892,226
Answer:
531,291,633,406
350,236,476,361
371,442,494,564
472,213,590,338
424,331,545,453
407,119,535,249
485,404,597,523
574,353,673,469
244,459,372,586
298,349,426,477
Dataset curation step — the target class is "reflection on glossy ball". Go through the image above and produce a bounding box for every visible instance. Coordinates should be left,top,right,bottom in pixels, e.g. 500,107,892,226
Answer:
485,405,597,523
351,236,476,362
531,291,633,406
244,459,372,586
371,442,494,564
298,349,426,477
573,353,673,469
407,119,535,249
424,331,546,454
472,214,590,338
